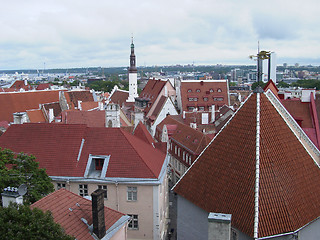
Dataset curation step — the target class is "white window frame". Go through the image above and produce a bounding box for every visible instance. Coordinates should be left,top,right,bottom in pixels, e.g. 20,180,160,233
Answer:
127,186,137,201
128,214,139,230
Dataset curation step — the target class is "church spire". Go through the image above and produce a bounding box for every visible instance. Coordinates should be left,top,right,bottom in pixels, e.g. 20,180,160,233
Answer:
129,37,137,73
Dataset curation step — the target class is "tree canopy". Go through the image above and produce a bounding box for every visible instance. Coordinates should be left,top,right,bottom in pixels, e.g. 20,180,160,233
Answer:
0,203,74,240
0,148,54,204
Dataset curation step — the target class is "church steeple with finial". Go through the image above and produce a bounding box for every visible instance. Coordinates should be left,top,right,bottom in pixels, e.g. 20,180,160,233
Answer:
127,36,138,102
129,37,137,73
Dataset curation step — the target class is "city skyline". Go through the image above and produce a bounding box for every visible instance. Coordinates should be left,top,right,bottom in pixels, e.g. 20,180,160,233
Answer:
1,0,320,70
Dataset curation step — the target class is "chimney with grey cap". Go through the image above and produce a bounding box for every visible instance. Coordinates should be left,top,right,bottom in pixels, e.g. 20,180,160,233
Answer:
208,212,231,240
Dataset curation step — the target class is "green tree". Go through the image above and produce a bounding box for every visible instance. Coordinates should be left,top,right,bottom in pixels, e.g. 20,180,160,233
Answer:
0,148,54,204
251,81,267,91
0,203,74,240
277,81,290,88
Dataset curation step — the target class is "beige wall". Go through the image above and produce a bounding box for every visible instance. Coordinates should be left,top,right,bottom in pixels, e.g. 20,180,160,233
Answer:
110,224,128,240
54,178,168,240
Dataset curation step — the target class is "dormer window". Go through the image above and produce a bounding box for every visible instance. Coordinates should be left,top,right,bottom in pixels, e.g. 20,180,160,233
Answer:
84,154,110,178
217,88,222,92
209,88,214,93
187,89,192,93
196,89,201,92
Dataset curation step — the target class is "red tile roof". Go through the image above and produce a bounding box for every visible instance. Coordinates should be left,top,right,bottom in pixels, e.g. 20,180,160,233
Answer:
81,101,99,111
109,90,129,106
173,92,320,238
150,95,168,120
157,115,211,155
26,109,46,123
31,189,125,240
280,99,313,128
180,80,229,111
42,102,62,118
10,80,30,91
0,90,61,122
65,90,94,109
139,79,166,103
0,123,165,179
36,83,52,90
61,110,105,127
133,121,155,145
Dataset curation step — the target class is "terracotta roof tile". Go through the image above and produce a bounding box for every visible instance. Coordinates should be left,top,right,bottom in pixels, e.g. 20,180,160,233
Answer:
65,91,94,109
281,99,313,128
61,110,105,127
31,189,125,240
174,92,320,238
81,101,99,111
0,90,61,122
133,121,155,145
0,123,165,179
26,109,46,123
110,90,129,106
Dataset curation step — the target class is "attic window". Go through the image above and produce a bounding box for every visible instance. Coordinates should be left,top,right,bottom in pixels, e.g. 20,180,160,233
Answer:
196,89,201,92
217,88,222,92
84,155,110,178
187,89,192,93
209,88,214,93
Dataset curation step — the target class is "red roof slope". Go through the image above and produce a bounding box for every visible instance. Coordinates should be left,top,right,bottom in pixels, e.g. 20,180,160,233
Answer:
133,121,155,145
65,90,94,109
0,123,165,179
0,90,61,122
27,109,46,123
174,92,320,238
31,189,125,240
139,79,166,113
110,90,129,106
281,99,313,128
61,110,105,127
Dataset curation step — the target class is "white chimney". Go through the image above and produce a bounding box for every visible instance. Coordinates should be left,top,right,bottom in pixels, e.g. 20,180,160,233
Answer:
211,105,215,123
98,102,104,110
183,111,186,119
202,113,209,125
78,100,82,110
24,80,28,86
164,85,168,97
1,187,23,207
48,108,54,123
208,213,232,240
13,112,27,124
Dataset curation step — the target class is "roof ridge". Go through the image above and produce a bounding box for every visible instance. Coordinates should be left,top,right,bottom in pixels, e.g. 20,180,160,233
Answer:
119,129,158,178
254,92,261,238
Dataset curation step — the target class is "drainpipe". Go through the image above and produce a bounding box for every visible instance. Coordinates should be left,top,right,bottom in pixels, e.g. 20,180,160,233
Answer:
115,182,119,211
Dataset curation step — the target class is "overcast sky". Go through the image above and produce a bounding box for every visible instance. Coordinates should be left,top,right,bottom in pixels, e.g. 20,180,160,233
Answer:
0,0,319,70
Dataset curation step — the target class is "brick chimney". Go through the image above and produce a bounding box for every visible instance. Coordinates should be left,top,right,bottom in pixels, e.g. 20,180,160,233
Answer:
91,189,106,239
